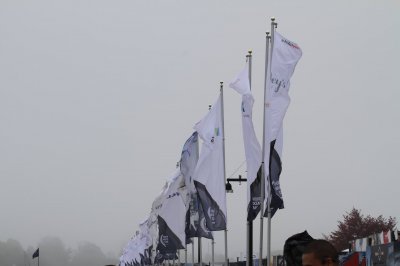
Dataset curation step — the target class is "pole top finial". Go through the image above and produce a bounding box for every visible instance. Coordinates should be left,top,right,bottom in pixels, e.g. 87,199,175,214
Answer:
220,81,223,85
248,50,252,55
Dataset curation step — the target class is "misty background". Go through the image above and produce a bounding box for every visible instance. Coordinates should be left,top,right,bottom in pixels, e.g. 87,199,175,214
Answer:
1,0,399,265
0,237,116,266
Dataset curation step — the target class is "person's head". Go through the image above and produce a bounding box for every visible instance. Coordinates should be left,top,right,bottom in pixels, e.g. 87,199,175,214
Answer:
302,239,338,266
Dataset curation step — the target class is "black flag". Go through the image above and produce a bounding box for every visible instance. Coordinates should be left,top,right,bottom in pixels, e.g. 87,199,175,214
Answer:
185,192,214,239
32,248,39,259
157,216,184,253
264,140,284,218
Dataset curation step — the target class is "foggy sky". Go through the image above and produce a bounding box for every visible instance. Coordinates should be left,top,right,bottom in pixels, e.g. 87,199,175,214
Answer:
1,0,399,261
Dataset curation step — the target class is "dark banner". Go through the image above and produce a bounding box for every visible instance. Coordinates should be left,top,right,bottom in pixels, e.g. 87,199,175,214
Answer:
194,181,226,231
264,140,284,218
247,167,262,221
157,216,184,254
185,192,213,239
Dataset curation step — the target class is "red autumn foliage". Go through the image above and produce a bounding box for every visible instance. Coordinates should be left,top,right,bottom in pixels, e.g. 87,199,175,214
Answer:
326,208,396,251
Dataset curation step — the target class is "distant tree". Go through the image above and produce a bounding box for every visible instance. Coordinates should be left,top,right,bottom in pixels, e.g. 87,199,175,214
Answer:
0,239,26,266
326,208,396,251
39,236,71,266
0,237,118,266
69,242,107,266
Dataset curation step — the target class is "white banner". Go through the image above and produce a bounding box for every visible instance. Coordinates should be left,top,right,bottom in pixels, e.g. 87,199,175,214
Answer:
193,94,227,230
263,31,302,217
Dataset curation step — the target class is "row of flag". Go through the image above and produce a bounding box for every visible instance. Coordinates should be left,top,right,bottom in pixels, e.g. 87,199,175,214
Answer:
351,229,399,252
120,28,302,266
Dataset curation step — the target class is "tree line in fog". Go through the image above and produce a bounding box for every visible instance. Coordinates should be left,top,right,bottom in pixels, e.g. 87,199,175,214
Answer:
0,236,117,266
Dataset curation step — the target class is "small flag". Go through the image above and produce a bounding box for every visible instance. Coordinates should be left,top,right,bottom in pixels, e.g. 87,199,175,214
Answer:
354,237,367,252
229,62,250,95
383,230,391,244
32,248,39,259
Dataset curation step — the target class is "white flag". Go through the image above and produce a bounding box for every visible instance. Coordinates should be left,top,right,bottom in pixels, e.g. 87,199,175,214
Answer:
229,62,262,221
264,31,302,217
148,180,169,251
180,132,213,239
138,218,152,250
354,237,367,252
193,94,227,231
121,236,141,266
157,169,187,253
229,62,251,95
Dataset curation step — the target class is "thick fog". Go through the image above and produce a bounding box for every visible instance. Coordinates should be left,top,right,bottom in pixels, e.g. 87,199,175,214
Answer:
1,0,399,262
0,237,117,266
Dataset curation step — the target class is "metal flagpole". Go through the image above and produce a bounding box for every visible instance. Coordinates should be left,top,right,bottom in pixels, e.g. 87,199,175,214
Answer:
196,122,202,266
212,237,215,266
246,50,253,266
259,25,271,266
199,237,203,266
266,18,277,266
185,244,187,265
192,238,195,266
220,81,229,266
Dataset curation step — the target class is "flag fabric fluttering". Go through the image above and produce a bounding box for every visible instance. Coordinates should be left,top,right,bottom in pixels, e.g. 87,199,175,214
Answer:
229,62,251,95
263,31,302,217
120,229,149,266
138,218,153,260
149,181,169,240
354,237,367,252
180,132,213,239
156,170,187,254
120,175,182,266
229,61,263,221
180,132,199,192
32,248,39,259
193,94,227,231
185,192,214,239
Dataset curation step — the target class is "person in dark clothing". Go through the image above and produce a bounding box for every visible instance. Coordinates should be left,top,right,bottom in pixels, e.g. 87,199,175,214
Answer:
284,230,314,266
302,239,338,266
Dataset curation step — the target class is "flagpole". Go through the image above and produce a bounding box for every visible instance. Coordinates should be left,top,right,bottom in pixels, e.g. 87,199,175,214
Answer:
196,124,203,266
212,237,215,266
220,81,229,266
185,244,187,265
205,104,216,266
192,238,195,266
266,17,277,266
199,232,202,265
259,26,271,266
246,50,253,266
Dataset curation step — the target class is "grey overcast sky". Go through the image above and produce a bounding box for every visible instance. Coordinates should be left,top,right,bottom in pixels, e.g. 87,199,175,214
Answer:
1,0,399,260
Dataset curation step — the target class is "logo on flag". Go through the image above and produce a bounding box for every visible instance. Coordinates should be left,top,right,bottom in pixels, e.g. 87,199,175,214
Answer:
252,196,262,210
208,207,216,225
200,217,210,234
281,38,300,49
160,235,169,247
